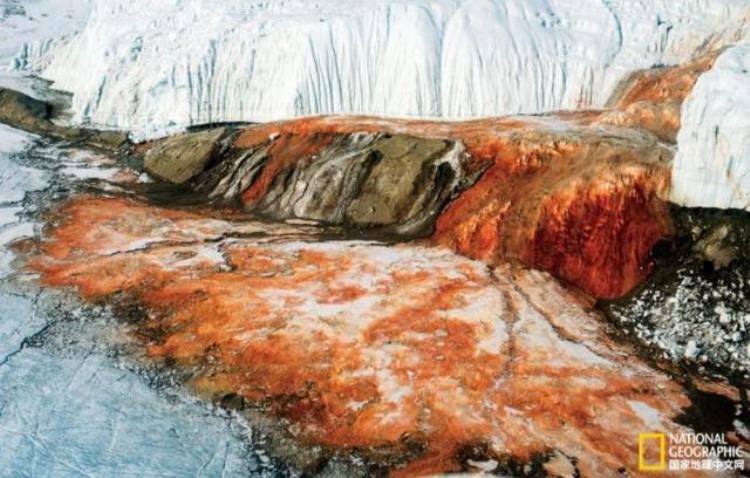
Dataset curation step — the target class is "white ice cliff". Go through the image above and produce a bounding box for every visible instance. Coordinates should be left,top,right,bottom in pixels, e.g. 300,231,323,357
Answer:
11,0,750,138
0,0,91,64
671,42,750,211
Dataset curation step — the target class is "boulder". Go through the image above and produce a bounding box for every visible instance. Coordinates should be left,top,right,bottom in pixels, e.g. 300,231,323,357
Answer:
144,128,227,184
0,87,128,149
0,87,52,133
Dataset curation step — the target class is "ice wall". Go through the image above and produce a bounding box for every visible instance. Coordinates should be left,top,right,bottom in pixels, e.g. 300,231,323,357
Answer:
671,42,750,211
1,0,91,65
14,0,749,138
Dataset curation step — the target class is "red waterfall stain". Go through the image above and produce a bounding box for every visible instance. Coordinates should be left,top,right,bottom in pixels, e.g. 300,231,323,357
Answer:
240,132,338,205
525,177,673,297
226,111,673,299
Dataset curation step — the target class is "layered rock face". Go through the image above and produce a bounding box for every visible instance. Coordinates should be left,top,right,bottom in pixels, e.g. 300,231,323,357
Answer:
191,130,470,238
2,36,724,303
14,0,749,139
28,196,702,477
131,43,737,299
143,127,227,184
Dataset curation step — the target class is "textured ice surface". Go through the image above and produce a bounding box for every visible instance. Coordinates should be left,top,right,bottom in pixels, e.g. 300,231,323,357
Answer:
672,42,750,211
0,124,289,477
0,125,46,202
0,125,43,276
15,0,750,138
0,0,91,64
0,287,282,478
0,0,92,97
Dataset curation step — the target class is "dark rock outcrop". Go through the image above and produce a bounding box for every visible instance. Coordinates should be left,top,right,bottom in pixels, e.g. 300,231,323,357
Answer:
603,207,750,375
144,128,229,184
194,132,471,237
0,87,51,131
0,87,127,150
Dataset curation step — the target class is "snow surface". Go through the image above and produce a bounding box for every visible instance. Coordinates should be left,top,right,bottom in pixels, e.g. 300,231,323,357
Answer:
671,42,750,211
0,0,91,64
0,0,92,96
13,0,750,139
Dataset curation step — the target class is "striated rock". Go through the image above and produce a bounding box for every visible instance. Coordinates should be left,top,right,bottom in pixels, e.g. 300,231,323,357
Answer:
28,196,708,477
339,135,461,232
200,115,673,299
143,127,229,184
183,46,732,299
195,131,470,237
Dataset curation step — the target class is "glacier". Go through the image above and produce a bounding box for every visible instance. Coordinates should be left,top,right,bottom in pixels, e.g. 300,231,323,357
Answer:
0,0,91,64
671,41,750,211
0,0,93,97
12,0,750,139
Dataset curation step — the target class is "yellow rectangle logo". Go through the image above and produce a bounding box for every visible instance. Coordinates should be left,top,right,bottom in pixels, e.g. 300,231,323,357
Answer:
639,432,667,471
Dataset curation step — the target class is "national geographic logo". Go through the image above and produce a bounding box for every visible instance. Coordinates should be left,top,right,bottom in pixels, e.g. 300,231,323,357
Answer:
638,432,745,473
638,433,667,471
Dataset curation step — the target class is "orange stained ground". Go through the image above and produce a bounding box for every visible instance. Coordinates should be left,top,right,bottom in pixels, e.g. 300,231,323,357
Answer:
28,196,708,477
